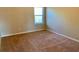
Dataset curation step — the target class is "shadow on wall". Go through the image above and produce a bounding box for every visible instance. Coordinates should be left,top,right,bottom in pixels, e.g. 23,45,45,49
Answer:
46,8,79,40
47,8,66,32
0,19,10,36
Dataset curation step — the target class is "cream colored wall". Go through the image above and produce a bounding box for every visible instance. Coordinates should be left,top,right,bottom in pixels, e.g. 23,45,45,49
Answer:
46,7,79,40
0,7,35,36
0,37,1,51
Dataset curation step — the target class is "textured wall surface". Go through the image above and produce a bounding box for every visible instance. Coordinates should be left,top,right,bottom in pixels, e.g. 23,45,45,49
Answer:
47,7,79,40
0,7,45,36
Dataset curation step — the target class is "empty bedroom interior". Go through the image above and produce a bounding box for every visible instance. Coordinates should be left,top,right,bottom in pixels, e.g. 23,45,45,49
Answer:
0,7,79,52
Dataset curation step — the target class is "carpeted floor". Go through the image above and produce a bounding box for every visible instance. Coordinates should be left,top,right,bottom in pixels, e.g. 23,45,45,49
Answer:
1,30,79,52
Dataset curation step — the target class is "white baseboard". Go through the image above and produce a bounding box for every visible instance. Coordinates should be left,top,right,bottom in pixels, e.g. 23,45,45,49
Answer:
47,29,79,43
1,29,44,38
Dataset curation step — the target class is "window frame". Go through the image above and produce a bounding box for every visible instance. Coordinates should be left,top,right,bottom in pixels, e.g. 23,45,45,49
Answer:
34,7,44,25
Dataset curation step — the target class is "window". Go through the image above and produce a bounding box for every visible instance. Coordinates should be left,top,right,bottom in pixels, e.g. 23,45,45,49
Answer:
34,7,43,24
